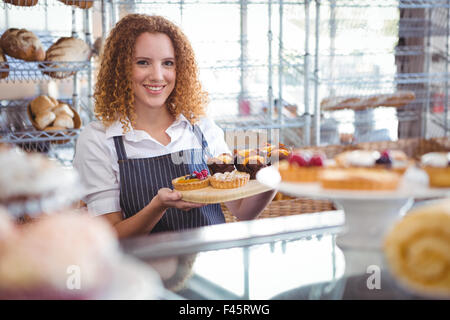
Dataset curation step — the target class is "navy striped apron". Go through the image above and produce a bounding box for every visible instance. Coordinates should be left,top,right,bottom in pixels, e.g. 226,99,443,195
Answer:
113,124,225,234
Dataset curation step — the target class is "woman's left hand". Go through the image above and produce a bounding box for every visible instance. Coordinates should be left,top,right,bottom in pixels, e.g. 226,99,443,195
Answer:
156,188,206,211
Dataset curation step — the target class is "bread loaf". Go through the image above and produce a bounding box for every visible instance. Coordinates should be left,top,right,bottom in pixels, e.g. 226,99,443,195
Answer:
44,126,65,131
41,37,91,79
35,112,56,130
57,0,93,9
30,95,57,115
0,28,45,61
3,0,39,6
54,114,74,129
53,103,74,118
0,47,9,79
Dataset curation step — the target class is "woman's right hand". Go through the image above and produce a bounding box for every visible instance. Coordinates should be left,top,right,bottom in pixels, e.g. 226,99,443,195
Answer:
156,188,206,211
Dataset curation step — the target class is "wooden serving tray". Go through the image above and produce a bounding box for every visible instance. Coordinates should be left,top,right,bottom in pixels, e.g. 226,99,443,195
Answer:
179,180,273,204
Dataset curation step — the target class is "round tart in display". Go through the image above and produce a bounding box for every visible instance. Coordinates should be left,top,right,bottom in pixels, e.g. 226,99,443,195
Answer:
209,170,250,189
384,199,450,298
334,149,411,175
277,151,326,182
234,153,267,180
207,153,235,175
420,152,450,188
319,168,400,191
172,170,210,191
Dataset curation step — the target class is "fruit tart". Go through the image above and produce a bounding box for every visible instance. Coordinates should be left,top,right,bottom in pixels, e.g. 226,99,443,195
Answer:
172,170,210,191
210,170,250,189
334,149,411,175
319,168,400,191
277,150,326,182
207,153,235,175
420,152,450,188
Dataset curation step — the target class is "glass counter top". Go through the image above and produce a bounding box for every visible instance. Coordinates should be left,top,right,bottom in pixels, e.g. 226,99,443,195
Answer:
120,209,429,300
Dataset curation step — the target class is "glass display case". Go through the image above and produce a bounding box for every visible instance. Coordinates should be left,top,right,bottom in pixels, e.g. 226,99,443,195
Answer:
120,208,430,300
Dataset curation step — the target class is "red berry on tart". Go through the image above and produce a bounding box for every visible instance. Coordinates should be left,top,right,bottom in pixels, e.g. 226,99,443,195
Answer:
278,150,326,182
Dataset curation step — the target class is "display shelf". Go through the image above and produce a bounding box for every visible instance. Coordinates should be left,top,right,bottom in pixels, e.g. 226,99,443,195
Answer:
0,0,100,10
329,0,450,9
0,99,81,145
214,114,306,131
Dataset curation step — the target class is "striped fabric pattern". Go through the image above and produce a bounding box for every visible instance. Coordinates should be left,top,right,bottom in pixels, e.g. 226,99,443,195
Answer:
113,125,225,234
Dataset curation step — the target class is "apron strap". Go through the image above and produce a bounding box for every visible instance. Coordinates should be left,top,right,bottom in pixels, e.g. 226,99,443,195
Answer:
113,136,128,161
192,124,212,159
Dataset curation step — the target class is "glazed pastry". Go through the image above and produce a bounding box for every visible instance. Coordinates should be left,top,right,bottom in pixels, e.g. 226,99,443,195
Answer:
207,153,235,175
319,168,400,190
210,170,250,189
235,153,267,180
384,199,450,298
420,152,450,188
278,151,325,182
172,170,210,191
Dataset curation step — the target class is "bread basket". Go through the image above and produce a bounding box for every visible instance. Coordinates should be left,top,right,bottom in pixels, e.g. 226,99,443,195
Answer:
27,102,81,144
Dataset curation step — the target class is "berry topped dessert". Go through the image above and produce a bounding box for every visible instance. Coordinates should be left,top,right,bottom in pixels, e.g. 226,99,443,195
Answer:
334,149,411,175
172,169,210,191
420,152,450,188
277,150,326,182
207,153,236,175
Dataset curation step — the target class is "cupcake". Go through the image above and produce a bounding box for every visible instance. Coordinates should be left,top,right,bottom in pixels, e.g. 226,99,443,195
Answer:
0,146,80,217
420,152,450,188
210,170,250,189
234,152,267,180
0,212,121,299
277,150,326,182
172,170,210,191
207,153,235,175
260,143,292,165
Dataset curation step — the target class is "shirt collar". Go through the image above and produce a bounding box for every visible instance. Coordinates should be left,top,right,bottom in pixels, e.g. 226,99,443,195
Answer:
105,114,193,141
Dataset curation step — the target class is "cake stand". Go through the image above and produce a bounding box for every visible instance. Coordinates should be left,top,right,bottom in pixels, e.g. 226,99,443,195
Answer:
256,166,450,278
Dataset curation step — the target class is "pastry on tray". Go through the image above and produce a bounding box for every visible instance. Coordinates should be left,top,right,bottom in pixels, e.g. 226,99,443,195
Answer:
260,143,292,165
319,168,400,191
334,149,411,175
234,153,267,180
277,150,326,182
207,153,235,175
172,170,210,191
209,170,250,189
384,199,450,298
420,152,450,188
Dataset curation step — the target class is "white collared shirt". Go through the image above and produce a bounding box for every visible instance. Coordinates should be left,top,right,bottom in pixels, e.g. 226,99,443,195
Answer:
73,114,231,216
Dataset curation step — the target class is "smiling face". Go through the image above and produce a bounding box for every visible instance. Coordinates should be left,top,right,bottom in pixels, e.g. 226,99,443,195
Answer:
131,32,176,115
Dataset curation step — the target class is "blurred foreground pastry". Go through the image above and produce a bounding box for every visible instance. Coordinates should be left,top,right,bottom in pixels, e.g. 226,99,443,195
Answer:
384,199,450,298
0,147,79,217
0,211,120,299
278,150,326,182
319,168,400,190
420,152,450,188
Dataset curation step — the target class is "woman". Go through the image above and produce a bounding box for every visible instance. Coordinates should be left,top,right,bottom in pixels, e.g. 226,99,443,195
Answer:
74,14,276,239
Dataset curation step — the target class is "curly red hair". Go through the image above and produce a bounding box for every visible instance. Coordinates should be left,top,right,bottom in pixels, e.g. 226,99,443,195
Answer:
94,14,208,131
